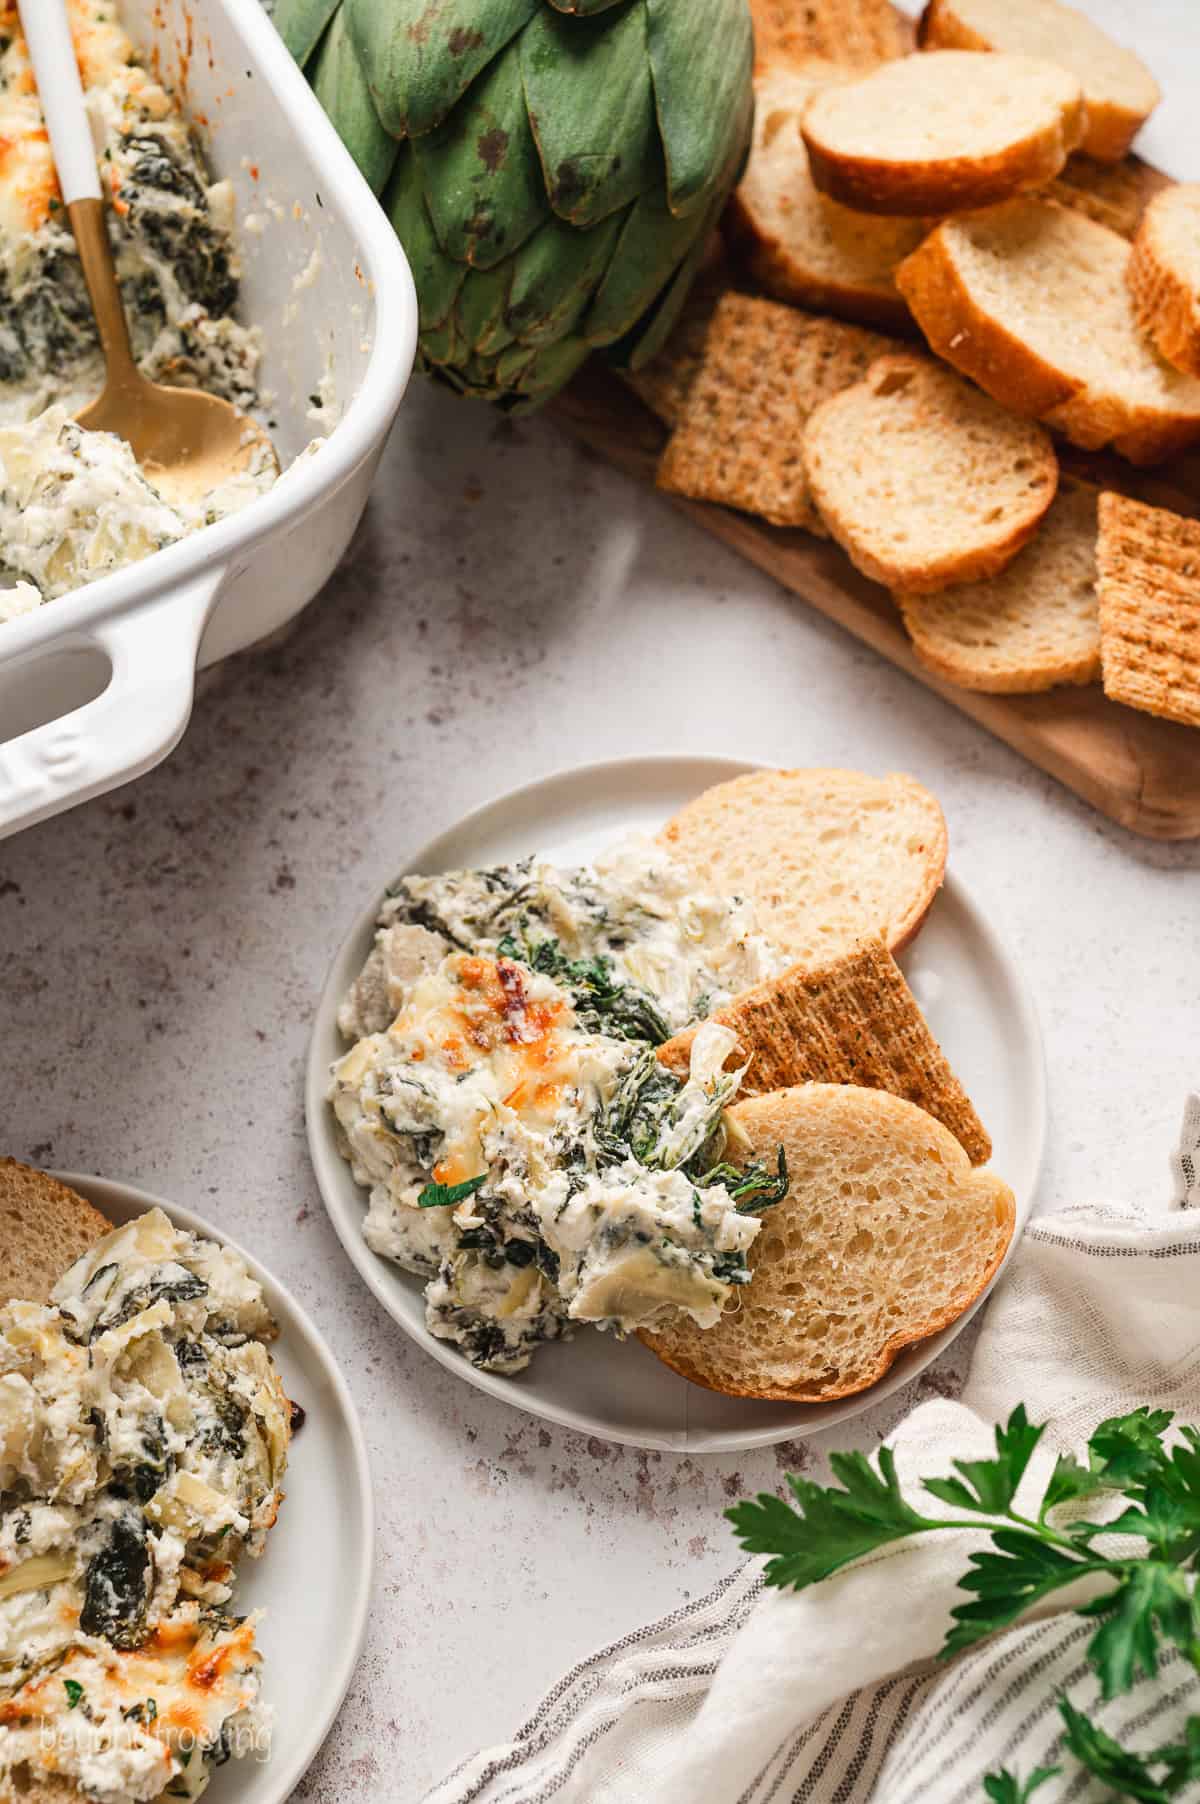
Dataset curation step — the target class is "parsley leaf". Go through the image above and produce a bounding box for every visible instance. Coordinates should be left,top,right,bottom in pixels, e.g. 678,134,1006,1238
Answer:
728,1447,934,1590
981,1767,1059,1804
1075,1562,1199,1699
63,1678,84,1709
1057,1697,1185,1803
943,1529,1102,1659
924,1404,1043,1515
416,1174,487,1209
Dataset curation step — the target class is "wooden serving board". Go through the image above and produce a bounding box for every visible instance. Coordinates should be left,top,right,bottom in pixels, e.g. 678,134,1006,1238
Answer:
552,361,1200,842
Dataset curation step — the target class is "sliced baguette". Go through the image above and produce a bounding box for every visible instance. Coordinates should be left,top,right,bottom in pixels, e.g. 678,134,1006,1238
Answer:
657,937,991,1164
658,767,947,967
919,0,1160,164
801,353,1057,592
0,1157,110,1306
1097,490,1200,728
727,67,926,330
1129,185,1200,380
896,200,1200,465
898,476,1101,694
639,1084,1015,1401
800,51,1085,217
749,0,906,76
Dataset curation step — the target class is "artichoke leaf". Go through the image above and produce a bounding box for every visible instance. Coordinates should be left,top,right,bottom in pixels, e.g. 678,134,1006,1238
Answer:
645,0,754,218
344,0,537,140
384,143,465,330
519,2,657,228
578,173,698,347
618,202,724,372
420,311,469,370
544,0,628,14
310,10,399,196
455,262,519,357
507,208,625,348
274,0,342,68
620,84,750,366
507,335,592,405
416,40,549,271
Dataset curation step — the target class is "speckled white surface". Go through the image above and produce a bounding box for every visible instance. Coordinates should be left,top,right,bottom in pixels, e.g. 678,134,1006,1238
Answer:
2,5,1199,1797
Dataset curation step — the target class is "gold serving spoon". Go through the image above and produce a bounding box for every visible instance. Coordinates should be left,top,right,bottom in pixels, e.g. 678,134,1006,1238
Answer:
17,0,277,512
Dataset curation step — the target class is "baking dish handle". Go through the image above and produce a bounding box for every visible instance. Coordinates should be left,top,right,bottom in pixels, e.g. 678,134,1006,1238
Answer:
0,569,224,839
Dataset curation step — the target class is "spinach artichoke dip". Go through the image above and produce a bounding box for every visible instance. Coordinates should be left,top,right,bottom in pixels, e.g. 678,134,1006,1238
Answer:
332,839,794,1375
0,1209,291,1802
0,1,278,621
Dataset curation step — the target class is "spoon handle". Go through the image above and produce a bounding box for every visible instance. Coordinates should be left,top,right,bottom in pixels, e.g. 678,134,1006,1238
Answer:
15,0,101,203
16,0,139,384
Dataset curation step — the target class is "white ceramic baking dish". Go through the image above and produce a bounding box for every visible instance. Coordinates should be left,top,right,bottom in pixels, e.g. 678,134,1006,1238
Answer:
0,0,416,840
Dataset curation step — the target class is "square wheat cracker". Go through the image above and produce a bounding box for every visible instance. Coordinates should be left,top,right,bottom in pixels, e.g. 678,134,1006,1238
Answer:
657,936,991,1165
1097,491,1200,727
623,290,722,428
749,0,906,73
655,292,893,530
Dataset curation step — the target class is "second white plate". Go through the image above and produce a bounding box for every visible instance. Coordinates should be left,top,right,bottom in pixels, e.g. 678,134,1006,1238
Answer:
55,1172,373,1804
307,755,1045,1452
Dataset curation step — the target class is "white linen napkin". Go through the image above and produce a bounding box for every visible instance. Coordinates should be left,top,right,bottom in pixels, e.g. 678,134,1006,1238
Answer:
426,1098,1200,1804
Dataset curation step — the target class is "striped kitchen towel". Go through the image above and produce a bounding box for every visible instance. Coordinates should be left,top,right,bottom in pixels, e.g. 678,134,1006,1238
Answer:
425,1099,1200,1804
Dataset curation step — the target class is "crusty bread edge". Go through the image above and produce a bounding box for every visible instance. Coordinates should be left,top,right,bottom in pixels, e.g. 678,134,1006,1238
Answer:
916,0,1154,163
897,210,1200,466
897,595,1101,693
724,193,915,331
0,1158,112,1306
640,1156,1016,1402
895,221,1082,417
801,358,1058,593
1128,196,1200,381
657,767,948,961
801,78,1085,216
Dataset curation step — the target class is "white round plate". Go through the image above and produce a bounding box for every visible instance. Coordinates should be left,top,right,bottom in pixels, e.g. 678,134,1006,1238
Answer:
54,1172,373,1804
307,754,1045,1453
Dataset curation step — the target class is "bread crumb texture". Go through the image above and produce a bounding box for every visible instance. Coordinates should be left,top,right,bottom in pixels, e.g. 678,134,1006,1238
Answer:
727,65,926,329
895,200,1200,465
0,1158,111,1305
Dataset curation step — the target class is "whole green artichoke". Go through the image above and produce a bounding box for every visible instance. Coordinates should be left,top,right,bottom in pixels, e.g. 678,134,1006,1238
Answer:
275,0,753,410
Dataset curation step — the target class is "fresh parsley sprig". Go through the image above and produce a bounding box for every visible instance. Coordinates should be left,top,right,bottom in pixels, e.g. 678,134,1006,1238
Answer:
728,1406,1200,1801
